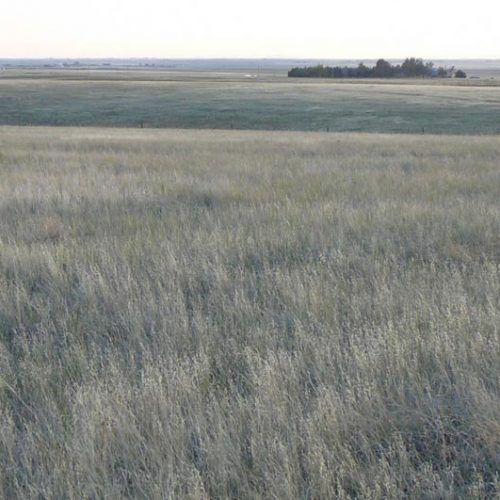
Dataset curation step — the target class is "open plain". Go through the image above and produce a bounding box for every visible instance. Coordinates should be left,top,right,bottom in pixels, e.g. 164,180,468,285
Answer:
1,70,500,133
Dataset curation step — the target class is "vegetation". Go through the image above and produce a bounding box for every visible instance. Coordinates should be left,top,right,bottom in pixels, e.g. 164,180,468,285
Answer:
0,127,498,498
289,58,465,79
1,73,500,134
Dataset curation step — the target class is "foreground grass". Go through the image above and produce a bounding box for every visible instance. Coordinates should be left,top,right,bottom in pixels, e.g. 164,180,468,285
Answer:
0,127,499,498
1,74,500,133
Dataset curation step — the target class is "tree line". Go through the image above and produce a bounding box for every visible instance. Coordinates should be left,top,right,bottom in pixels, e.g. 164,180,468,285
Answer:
288,58,467,79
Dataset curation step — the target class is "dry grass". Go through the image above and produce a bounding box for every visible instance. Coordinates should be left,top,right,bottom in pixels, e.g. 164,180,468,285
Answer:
0,126,499,498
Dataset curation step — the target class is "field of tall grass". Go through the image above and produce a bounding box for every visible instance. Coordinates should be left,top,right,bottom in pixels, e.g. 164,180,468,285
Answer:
0,126,498,498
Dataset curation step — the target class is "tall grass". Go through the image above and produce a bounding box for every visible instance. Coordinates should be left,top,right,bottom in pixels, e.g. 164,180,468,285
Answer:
0,127,498,498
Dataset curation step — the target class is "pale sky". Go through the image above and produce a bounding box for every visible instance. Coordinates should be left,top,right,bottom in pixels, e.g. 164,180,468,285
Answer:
2,0,499,59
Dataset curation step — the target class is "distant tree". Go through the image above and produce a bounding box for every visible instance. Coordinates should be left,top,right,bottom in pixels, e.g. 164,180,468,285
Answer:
373,59,393,78
332,66,343,78
401,57,428,77
288,67,302,77
357,63,371,77
437,67,448,78
454,69,467,78
288,58,458,80
392,64,403,77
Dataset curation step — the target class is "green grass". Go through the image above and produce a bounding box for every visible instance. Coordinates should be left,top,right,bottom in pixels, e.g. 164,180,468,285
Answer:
1,71,500,133
0,126,498,498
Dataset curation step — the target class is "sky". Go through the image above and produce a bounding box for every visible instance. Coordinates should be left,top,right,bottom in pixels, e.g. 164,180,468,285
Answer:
2,0,499,59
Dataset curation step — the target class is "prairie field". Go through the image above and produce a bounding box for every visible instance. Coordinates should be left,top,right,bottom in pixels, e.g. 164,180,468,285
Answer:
0,126,498,498
1,71,500,133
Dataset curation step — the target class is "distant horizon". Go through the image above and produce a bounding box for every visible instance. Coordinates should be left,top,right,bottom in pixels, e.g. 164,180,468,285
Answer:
2,57,500,62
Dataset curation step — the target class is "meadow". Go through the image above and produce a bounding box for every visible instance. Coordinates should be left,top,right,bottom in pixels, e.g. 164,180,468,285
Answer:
0,126,498,498
1,71,500,133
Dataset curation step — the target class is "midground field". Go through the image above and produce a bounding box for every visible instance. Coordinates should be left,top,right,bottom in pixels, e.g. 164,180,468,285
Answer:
0,62,499,498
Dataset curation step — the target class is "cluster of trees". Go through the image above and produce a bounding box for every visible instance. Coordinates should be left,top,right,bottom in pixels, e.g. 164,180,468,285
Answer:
288,58,467,79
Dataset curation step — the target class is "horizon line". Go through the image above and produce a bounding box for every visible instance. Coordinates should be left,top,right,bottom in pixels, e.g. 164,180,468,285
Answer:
1,56,500,61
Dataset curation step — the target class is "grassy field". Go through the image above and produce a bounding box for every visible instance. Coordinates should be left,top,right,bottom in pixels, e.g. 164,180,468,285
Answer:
1,71,500,133
0,126,498,498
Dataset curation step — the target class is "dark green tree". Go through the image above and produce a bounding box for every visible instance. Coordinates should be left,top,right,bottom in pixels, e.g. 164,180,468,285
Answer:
357,63,371,77
373,59,393,78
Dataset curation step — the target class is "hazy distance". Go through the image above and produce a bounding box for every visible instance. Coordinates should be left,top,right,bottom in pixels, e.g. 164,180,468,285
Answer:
2,0,499,59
